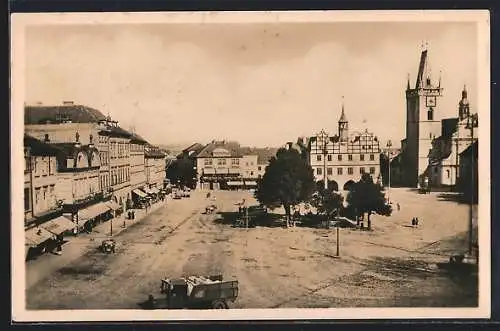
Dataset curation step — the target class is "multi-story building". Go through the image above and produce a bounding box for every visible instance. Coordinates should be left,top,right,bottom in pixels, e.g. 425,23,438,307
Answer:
399,47,444,187
25,102,131,214
195,141,277,190
129,132,148,196
309,101,381,191
24,134,62,227
145,144,166,193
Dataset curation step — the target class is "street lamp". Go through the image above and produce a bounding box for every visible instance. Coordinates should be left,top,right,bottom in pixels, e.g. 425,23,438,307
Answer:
319,130,329,190
386,140,392,203
465,113,478,258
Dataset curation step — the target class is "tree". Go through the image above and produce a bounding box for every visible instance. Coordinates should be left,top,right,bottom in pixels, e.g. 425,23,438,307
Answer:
255,147,315,227
346,173,392,230
310,185,344,222
165,157,197,188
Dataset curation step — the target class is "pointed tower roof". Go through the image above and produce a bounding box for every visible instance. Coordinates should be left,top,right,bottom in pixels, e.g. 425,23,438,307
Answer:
339,96,347,122
415,49,429,89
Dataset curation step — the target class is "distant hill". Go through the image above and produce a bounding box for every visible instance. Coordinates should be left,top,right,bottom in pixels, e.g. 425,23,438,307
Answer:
157,143,195,157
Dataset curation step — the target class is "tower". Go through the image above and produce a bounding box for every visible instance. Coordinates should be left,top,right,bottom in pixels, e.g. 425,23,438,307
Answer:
459,85,470,121
338,97,348,142
404,47,443,187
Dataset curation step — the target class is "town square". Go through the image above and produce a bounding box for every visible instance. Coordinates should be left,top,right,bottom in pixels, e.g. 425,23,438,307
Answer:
13,11,486,315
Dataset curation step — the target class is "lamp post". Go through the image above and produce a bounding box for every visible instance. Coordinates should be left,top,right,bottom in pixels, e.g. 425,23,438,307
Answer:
386,140,392,203
465,113,477,258
319,130,329,190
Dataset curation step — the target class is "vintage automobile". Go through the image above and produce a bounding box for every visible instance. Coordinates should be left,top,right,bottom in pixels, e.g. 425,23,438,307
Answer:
205,204,218,214
100,238,116,253
141,275,239,309
184,188,191,198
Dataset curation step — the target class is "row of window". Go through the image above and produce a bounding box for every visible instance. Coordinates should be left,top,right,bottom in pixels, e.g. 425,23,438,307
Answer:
315,154,376,162
25,184,57,212
316,166,376,176
204,158,241,166
110,141,130,159
26,156,57,176
99,151,110,166
111,165,130,186
130,144,145,152
73,176,99,199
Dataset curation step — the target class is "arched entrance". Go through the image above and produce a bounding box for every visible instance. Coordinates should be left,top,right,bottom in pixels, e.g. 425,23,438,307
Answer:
316,180,339,192
343,180,356,191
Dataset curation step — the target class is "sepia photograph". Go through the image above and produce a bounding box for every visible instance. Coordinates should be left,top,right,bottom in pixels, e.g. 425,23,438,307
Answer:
11,10,490,321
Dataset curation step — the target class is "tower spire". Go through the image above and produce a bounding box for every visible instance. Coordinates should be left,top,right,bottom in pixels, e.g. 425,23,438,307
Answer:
339,96,347,122
407,73,411,90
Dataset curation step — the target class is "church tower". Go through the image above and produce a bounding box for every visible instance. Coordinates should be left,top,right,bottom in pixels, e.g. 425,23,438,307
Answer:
404,46,443,187
338,97,349,142
458,85,470,121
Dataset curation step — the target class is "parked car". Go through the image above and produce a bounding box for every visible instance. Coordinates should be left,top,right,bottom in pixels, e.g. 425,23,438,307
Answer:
100,238,116,253
184,188,191,197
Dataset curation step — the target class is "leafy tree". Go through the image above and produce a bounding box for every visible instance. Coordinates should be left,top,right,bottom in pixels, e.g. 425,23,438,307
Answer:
310,186,344,221
255,147,315,227
346,173,392,230
165,157,197,189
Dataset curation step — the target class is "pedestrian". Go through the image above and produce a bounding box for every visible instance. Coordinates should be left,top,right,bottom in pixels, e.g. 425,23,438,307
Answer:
415,217,419,227
411,217,415,227
397,203,400,211
133,210,136,219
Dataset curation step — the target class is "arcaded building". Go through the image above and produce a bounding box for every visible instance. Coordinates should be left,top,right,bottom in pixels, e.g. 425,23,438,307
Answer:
308,101,381,191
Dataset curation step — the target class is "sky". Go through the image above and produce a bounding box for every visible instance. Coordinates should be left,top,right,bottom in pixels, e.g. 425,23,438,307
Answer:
24,21,478,148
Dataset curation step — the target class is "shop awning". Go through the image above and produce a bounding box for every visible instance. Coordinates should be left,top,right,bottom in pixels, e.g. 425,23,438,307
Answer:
25,227,55,247
142,187,153,195
40,216,76,235
227,181,244,186
105,200,122,211
245,181,258,186
133,189,148,198
150,187,160,194
78,202,111,221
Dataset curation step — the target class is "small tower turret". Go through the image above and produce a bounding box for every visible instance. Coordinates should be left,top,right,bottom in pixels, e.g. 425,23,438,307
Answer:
338,96,349,143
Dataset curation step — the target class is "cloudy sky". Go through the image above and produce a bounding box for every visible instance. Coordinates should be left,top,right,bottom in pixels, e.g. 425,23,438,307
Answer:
25,20,478,148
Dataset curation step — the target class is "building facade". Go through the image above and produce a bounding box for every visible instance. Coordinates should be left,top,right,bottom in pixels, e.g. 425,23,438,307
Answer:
400,48,444,187
309,102,381,191
145,144,166,190
24,135,62,227
426,87,479,188
129,133,148,192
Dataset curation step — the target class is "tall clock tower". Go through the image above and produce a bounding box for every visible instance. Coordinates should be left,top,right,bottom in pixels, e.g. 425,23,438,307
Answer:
404,47,443,187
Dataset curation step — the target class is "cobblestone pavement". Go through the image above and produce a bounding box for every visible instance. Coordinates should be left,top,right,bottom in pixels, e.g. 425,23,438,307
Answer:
25,188,478,309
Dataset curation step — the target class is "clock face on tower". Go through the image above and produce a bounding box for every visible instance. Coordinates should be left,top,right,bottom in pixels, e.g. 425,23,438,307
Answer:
426,96,437,107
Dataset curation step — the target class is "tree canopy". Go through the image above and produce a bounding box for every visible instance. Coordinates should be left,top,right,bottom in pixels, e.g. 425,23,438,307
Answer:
165,157,197,189
310,185,344,220
255,147,315,226
346,173,392,229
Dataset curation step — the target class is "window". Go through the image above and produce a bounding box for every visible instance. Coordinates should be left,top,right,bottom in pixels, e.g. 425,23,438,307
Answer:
348,154,353,161
25,157,30,173
360,167,365,174
250,171,254,176
231,158,239,166
327,155,332,161
258,166,262,171
348,167,353,175
338,155,342,161
434,167,438,174
327,167,332,175
337,168,343,175
317,168,322,175
24,188,30,211
204,158,213,166
317,155,322,162
428,108,434,121
360,154,365,161
370,154,375,161
43,186,47,200
446,169,450,178
369,167,375,174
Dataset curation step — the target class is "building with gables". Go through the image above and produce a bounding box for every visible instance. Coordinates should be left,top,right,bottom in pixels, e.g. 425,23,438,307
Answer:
308,100,381,191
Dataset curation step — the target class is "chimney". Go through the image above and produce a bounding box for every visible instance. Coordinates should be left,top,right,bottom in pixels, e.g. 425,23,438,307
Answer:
62,101,74,105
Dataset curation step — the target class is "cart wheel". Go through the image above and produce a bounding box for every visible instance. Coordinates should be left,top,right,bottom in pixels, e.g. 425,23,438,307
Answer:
211,300,227,309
